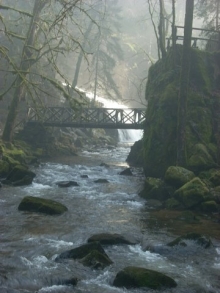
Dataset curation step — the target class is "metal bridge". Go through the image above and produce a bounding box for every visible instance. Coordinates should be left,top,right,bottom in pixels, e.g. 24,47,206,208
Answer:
26,107,145,129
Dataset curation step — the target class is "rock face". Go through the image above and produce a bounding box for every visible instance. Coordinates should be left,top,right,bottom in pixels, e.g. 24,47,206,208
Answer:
18,196,68,215
87,233,136,245
164,166,195,188
126,139,144,167
143,47,220,177
174,177,210,208
113,266,177,289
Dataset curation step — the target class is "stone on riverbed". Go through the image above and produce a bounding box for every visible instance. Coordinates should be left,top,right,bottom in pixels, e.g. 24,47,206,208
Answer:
167,232,213,249
113,266,177,289
87,233,136,245
2,165,36,186
56,180,79,187
119,168,133,176
80,250,113,269
56,242,107,260
94,178,109,183
18,196,68,215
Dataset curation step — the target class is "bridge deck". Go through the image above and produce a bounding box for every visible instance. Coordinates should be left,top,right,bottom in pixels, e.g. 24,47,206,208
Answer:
27,107,145,129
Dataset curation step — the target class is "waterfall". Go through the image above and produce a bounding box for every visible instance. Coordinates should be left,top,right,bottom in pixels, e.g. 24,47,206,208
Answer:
78,88,143,143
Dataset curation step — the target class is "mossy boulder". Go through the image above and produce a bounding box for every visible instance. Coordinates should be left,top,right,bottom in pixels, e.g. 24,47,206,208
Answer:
119,168,133,176
164,166,195,188
188,143,217,172
55,242,108,261
18,196,68,215
199,200,219,213
0,161,10,178
209,169,220,186
3,165,36,185
139,177,174,201
174,177,210,208
167,232,212,249
113,266,177,289
80,250,113,269
165,198,183,210
87,233,136,245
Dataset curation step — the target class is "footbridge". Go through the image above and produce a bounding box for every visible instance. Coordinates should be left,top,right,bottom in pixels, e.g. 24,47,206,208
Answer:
26,107,145,129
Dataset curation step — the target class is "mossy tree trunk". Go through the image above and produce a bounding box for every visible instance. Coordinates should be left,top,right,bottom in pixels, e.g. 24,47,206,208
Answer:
2,0,46,142
176,0,194,166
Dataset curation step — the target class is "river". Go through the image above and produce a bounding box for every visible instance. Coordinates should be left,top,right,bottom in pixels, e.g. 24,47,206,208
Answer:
0,142,220,293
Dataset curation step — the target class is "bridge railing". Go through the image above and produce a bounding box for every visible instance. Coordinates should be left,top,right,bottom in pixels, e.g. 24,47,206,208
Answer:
26,107,145,129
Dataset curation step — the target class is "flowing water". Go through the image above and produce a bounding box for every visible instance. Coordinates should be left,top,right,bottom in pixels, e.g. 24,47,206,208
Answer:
0,142,220,293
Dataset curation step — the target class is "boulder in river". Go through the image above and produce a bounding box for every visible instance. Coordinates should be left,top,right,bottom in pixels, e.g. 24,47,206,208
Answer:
80,250,113,269
167,232,213,249
87,233,136,245
119,168,133,176
56,180,79,187
2,165,36,186
55,241,108,261
18,196,68,215
113,266,177,289
94,178,109,183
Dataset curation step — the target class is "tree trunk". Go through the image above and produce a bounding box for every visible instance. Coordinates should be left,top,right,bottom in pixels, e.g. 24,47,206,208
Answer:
2,0,46,141
176,0,194,166
71,22,94,90
158,0,166,58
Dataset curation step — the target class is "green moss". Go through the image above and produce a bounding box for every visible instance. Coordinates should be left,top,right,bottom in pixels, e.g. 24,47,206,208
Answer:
143,48,220,178
0,161,10,177
174,177,210,208
199,201,219,213
165,198,183,210
18,196,68,215
188,144,217,171
113,266,177,289
165,166,195,188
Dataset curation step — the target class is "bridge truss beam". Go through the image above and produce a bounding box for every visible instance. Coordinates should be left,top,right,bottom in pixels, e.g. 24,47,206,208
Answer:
27,107,145,129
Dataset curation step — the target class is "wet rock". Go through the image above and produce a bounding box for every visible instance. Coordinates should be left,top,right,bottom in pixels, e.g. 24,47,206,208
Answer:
80,250,113,269
0,161,10,178
174,177,210,208
55,242,108,261
139,177,175,201
18,196,68,215
56,180,79,187
2,165,36,186
165,166,195,188
56,277,78,286
12,175,35,187
126,139,144,167
80,175,88,178
167,233,213,249
87,233,136,245
94,178,109,183
119,168,133,176
113,266,177,289
199,200,219,213
100,162,110,168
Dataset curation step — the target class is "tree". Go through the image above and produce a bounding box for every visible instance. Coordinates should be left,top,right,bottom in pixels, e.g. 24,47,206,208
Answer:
176,0,194,166
196,0,220,30
0,0,97,141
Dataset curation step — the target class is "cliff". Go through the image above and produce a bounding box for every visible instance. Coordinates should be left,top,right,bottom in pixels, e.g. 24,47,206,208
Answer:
143,46,220,177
